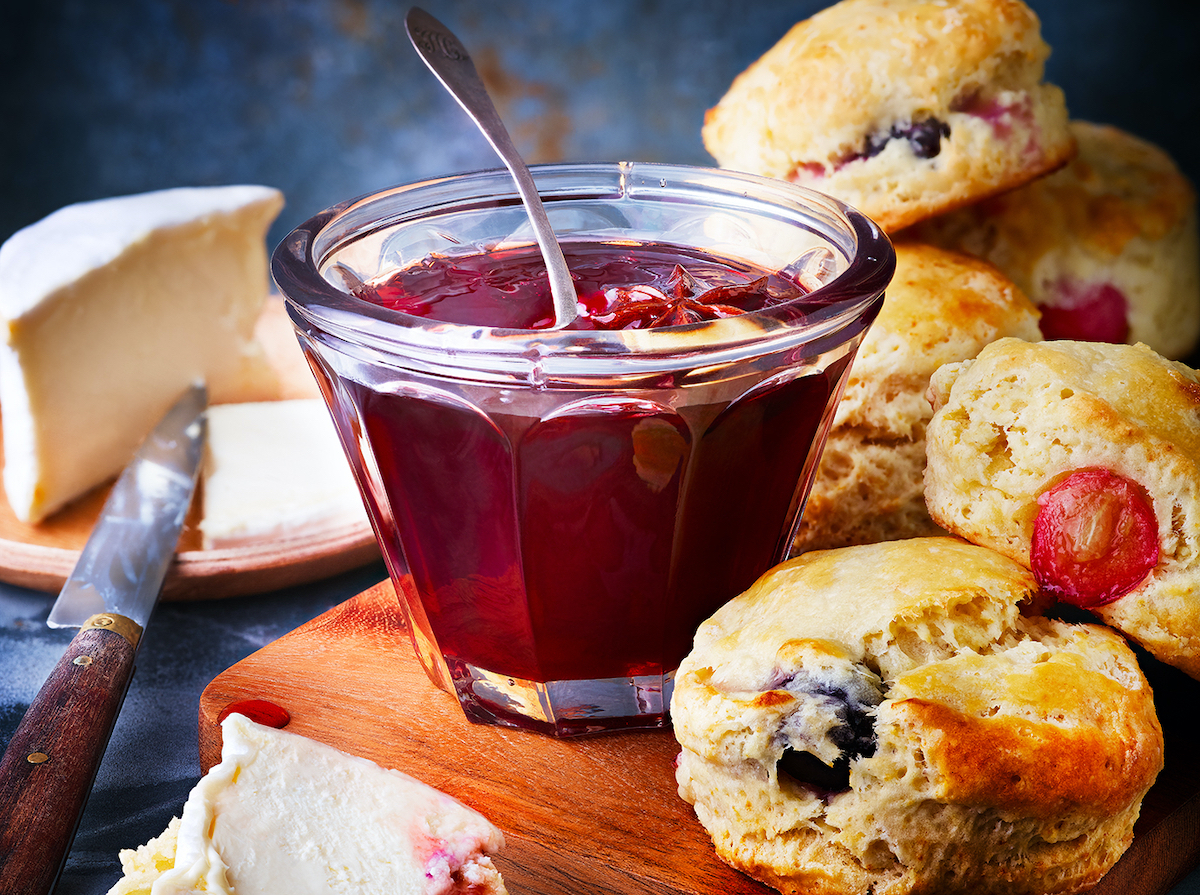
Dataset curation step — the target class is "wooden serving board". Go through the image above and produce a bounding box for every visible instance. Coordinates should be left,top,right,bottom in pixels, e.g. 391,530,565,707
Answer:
0,297,379,599
199,579,1200,895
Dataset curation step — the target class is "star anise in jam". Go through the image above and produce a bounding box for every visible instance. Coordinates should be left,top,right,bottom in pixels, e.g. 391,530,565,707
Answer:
587,265,769,329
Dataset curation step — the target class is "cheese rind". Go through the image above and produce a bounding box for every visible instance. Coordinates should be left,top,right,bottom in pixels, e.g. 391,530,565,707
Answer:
0,185,284,523
144,714,508,895
199,399,369,549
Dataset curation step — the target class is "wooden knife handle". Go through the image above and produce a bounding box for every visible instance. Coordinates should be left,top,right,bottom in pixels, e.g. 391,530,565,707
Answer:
0,620,138,895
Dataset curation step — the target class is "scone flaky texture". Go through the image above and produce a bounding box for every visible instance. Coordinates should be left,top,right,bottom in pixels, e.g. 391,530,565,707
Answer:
912,121,1200,359
672,537,1163,895
702,0,1074,232
924,337,1200,677
793,241,1041,551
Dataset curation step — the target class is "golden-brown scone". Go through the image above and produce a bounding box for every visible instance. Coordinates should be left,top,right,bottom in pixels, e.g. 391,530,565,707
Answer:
925,337,1200,678
702,0,1075,233
672,537,1163,895
912,121,1200,359
792,241,1041,552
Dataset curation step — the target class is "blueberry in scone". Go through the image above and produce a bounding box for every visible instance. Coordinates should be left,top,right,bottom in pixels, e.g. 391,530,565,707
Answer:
702,0,1075,233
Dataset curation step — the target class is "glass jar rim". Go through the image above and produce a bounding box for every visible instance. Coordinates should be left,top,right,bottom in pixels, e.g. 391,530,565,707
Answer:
271,162,894,373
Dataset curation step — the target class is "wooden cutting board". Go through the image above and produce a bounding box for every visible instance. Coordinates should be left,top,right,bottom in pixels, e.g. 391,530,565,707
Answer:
199,579,1200,895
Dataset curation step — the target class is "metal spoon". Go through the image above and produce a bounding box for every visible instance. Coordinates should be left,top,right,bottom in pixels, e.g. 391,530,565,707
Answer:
406,7,578,328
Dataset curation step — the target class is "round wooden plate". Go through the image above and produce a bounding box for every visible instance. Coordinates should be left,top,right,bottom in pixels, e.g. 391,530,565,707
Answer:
0,296,381,600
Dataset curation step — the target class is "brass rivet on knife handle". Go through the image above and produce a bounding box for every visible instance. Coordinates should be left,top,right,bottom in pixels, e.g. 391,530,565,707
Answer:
80,613,143,648
0,622,139,895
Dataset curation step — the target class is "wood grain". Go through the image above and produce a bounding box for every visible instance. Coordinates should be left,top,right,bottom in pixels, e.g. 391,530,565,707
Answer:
199,579,1200,895
0,297,380,600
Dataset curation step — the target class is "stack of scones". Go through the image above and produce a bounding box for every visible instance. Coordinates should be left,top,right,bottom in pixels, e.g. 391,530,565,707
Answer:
672,0,1199,892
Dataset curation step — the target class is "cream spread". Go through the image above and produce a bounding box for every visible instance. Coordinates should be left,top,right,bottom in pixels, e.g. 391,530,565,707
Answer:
146,714,507,895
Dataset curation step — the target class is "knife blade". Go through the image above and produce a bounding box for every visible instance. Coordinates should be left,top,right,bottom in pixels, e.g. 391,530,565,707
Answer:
0,383,207,895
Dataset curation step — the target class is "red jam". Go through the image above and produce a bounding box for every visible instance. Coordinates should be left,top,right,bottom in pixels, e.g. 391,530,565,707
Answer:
1030,468,1159,608
355,240,810,330
218,699,291,729
1038,279,1130,344
325,242,855,690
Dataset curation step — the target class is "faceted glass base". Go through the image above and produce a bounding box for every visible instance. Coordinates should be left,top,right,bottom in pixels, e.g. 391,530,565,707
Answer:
445,658,675,736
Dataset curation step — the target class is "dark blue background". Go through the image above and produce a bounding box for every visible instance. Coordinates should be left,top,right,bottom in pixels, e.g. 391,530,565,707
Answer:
3,0,1198,251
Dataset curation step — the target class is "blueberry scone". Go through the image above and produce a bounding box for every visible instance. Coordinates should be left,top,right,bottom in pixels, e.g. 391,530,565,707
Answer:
924,337,1200,679
702,0,1075,233
912,121,1200,359
791,241,1041,552
672,537,1163,895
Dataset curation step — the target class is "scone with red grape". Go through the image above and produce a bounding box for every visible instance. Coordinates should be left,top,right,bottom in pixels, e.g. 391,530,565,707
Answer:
912,121,1200,359
672,537,1162,895
924,337,1200,678
702,0,1075,232
792,241,1041,552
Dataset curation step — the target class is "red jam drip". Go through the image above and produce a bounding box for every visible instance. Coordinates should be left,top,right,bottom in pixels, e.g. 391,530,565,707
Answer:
218,699,291,729
355,241,810,330
1030,468,1159,608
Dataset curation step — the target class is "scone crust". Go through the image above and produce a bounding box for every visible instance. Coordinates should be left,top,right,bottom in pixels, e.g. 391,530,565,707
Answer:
793,242,1040,551
703,0,1075,231
673,538,1163,895
924,337,1200,676
913,121,1200,358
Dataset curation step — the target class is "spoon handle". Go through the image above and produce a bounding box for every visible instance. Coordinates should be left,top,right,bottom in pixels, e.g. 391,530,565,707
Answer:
406,7,578,328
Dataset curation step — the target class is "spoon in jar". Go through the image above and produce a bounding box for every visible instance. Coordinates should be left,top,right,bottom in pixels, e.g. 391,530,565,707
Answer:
405,7,579,328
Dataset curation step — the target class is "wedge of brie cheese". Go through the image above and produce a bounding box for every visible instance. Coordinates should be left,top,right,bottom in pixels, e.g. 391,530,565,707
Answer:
112,713,508,895
0,185,284,523
199,399,369,549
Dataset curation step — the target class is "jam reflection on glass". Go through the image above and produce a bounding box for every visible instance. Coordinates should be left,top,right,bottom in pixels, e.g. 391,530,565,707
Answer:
336,241,851,695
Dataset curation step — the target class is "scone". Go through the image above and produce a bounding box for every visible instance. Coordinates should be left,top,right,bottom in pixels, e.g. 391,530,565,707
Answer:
702,0,1075,232
792,241,1041,552
911,121,1200,359
924,337,1200,678
672,537,1163,895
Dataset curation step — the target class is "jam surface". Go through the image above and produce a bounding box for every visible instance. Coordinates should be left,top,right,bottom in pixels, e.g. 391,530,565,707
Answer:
355,240,811,330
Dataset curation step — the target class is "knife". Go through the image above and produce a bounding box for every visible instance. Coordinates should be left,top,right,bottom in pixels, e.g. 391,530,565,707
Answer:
0,383,207,895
